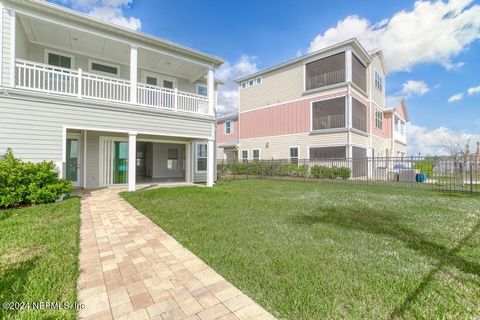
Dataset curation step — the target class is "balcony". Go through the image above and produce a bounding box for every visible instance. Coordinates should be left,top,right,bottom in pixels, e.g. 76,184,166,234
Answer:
15,60,213,115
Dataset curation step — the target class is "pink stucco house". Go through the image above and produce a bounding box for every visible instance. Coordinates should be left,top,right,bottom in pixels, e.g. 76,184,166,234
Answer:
216,113,239,163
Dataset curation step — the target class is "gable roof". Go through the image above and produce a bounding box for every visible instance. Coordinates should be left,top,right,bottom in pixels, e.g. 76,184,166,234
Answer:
235,38,372,83
385,99,409,122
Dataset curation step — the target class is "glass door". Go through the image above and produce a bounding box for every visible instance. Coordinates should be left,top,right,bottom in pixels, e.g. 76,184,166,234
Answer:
66,137,81,187
114,141,128,184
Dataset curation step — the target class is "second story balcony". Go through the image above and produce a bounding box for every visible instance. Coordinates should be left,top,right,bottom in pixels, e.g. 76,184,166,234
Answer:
7,6,222,117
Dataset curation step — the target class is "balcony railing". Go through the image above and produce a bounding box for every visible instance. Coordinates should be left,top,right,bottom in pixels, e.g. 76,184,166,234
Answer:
14,59,213,116
313,114,346,130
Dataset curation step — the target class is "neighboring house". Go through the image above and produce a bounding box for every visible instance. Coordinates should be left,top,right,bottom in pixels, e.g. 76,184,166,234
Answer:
0,0,223,191
235,38,408,165
216,112,239,163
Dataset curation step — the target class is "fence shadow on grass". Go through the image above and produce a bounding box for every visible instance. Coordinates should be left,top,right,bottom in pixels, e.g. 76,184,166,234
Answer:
292,205,480,318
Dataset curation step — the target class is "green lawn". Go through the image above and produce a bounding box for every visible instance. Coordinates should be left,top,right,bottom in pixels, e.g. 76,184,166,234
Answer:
0,198,81,320
122,180,480,320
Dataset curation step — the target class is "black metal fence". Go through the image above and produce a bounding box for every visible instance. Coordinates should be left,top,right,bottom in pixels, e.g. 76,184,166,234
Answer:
216,156,480,193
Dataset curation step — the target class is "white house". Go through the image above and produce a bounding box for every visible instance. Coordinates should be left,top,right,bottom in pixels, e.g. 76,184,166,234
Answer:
0,0,224,191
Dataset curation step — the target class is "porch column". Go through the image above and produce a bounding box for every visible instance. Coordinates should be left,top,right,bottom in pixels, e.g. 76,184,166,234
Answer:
207,67,215,116
207,139,215,187
345,49,352,83
130,45,138,104
185,142,192,183
128,132,137,191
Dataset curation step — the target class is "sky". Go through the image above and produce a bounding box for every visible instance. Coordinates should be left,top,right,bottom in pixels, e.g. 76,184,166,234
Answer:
50,0,480,156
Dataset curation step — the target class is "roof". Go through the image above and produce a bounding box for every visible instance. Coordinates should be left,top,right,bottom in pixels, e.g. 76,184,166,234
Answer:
385,99,409,122
8,0,224,67
217,112,238,121
235,38,372,83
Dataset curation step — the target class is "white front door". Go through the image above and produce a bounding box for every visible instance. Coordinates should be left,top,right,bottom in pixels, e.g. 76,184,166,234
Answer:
66,134,82,187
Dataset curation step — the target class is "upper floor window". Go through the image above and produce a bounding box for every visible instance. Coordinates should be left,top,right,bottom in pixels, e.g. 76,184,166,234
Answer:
311,97,346,130
305,52,345,91
352,54,367,92
197,84,208,96
375,108,383,129
89,60,119,77
240,77,262,89
46,50,73,69
375,71,383,92
352,98,367,132
225,120,232,135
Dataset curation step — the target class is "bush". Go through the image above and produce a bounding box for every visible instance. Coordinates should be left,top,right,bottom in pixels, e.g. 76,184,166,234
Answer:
310,165,351,180
0,149,72,208
414,161,434,177
217,161,311,178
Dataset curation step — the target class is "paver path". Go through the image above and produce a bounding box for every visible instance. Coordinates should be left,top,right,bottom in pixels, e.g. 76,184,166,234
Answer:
77,187,276,320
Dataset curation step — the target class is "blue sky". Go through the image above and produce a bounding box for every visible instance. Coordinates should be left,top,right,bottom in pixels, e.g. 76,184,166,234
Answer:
51,0,480,155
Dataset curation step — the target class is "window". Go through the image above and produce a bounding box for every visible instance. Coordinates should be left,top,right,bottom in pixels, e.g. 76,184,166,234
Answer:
309,146,346,159
241,82,247,89
196,143,207,172
197,84,208,96
352,54,367,92
225,120,232,135
46,51,73,69
352,98,367,132
167,149,178,170
290,147,299,164
374,71,383,92
375,108,383,129
146,76,158,86
311,97,346,130
241,150,248,163
305,52,345,91
89,60,119,77
248,79,254,87
256,77,262,85
162,79,174,89
241,77,262,89
253,149,260,161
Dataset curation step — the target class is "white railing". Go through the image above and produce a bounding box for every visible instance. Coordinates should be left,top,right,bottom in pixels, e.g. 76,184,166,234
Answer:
15,59,79,96
15,59,212,116
82,72,130,103
313,114,346,130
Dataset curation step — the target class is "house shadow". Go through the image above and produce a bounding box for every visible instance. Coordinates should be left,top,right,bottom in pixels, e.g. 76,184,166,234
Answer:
292,205,480,318
0,254,40,317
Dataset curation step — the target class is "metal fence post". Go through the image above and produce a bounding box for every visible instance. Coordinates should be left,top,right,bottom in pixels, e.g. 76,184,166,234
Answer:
470,161,473,193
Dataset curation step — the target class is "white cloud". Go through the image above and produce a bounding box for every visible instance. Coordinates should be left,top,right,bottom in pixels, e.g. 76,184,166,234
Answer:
386,80,429,107
401,80,429,96
448,93,463,102
308,0,480,73
467,85,480,95
407,124,480,155
216,55,258,115
56,0,141,30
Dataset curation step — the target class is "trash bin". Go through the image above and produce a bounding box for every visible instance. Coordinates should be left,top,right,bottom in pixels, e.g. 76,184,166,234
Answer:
416,173,427,182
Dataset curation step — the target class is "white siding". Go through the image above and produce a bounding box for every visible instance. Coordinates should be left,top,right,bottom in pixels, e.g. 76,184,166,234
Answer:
2,8,13,86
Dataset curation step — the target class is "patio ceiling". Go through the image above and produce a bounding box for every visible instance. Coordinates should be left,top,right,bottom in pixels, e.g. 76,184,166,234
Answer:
18,15,209,82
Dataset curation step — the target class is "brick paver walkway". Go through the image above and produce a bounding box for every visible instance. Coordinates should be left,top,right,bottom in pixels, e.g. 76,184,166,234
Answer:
77,188,275,320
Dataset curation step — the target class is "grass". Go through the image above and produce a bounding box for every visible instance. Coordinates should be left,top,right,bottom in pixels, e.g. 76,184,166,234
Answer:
0,198,81,320
122,179,480,320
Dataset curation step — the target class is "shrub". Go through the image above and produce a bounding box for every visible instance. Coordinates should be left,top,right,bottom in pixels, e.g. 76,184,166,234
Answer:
0,149,72,208
310,165,351,180
414,161,434,177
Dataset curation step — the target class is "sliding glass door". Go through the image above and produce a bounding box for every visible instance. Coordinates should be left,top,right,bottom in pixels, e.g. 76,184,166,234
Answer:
113,141,128,184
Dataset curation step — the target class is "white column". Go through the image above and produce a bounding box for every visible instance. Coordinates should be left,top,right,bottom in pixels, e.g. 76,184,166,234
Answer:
10,10,16,87
345,49,352,83
83,130,87,189
207,67,215,116
207,139,215,187
128,133,137,191
130,45,138,104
